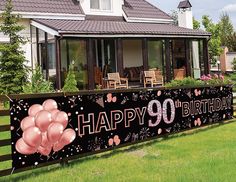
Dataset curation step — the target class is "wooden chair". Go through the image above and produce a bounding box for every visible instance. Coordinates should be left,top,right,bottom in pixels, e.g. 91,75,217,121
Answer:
143,70,163,88
174,68,186,80
107,73,128,89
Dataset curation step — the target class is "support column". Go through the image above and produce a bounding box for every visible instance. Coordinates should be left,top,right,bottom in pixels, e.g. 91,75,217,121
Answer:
45,32,49,80
36,28,40,65
185,39,191,77
203,39,210,74
117,38,124,76
165,39,171,82
87,39,95,90
55,36,62,90
142,38,148,71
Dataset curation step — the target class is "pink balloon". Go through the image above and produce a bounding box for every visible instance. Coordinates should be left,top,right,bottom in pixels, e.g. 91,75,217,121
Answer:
41,132,52,148
47,123,64,144
20,116,35,131
28,104,43,117
22,126,42,148
43,99,58,111
53,142,65,152
35,110,52,132
59,129,76,146
15,138,37,155
54,111,69,129
38,145,52,156
50,109,60,121
108,138,113,146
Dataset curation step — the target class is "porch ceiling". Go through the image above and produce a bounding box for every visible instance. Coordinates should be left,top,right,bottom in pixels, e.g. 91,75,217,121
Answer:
31,19,211,38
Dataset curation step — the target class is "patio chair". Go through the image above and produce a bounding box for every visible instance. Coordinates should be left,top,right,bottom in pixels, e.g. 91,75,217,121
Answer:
174,68,186,80
107,73,128,89
143,70,163,88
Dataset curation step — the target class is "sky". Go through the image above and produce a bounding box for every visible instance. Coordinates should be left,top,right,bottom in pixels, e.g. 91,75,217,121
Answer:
147,0,236,29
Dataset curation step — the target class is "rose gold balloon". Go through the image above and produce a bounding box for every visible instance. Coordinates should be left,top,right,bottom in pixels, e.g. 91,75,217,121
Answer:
47,123,64,144
28,104,43,117
50,109,59,121
54,111,69,129
53,142,65,152
38,145,52,156
15,138,37,155
59,129,76,146
22,126,42,148
115,139,120,146
35,110,52,132
20,116,35,131
43,99,58,111
108,138,113,146
41,132,52,148
112,97,117,103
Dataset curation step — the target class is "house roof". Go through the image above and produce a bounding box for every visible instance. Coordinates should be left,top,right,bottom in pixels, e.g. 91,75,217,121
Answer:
177,0,192,9
0,0,84,15
32,18,211,38
123,0,172,20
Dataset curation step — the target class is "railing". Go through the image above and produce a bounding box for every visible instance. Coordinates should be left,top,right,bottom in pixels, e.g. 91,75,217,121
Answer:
0,93,235,178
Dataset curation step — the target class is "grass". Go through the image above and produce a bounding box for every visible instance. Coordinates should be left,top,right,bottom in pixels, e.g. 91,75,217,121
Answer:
0,119,236,182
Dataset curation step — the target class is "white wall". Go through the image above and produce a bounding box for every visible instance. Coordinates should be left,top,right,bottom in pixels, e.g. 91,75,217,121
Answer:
123,40,143,68
0,18,32,68
80,0,124,16
178,10,193,29
226,53,236,71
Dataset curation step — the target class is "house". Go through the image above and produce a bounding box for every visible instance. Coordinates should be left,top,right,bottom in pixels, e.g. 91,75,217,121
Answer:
211,46,236,73
0,0,211,90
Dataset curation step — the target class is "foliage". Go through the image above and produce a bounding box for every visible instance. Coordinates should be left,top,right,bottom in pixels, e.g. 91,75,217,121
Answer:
165,74,232,87
193,17,200,30
202,15,223,65
226,32,236,52
62,64,79,92
165,77,204,87
169,10,178,25
232,57,236,71
218,13,234,49
0,0,28,94
23,66,54,93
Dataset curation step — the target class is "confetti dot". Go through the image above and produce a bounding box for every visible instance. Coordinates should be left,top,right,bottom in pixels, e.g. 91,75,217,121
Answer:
80,107,83,110
19,157,21,160
22,162,25,165
10,126,14,130
35,162,38,165
14,117,17,121
66,155,69,157
11,142,14,145
68,113,71,116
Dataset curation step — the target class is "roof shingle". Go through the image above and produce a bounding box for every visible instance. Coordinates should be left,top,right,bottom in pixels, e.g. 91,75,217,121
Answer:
123,0,172,20
0,0,84,15
33,18,211,37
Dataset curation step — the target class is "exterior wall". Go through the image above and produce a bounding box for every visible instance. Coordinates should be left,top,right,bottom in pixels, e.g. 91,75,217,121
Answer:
226,53,236,71
0,18,32,68
178,10,193,29
80,0,124,16
123,40,143,68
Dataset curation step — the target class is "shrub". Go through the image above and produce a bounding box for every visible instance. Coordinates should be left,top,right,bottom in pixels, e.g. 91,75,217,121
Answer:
165,77,203,87
62,64,79,92
23,66,54,93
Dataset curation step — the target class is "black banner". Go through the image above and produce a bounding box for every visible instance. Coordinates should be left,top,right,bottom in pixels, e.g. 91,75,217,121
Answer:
10,86,233,169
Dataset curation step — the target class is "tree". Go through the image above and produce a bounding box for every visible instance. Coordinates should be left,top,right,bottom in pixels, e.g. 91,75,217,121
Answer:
62,64,79,92
23,66,54,93
202,15,222,65
226,32,236,51
193,17,200,30
169,10,178,25
218,13,234,49
0,0,28,94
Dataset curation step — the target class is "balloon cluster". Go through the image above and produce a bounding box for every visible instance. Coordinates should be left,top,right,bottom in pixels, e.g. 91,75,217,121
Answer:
15,99,76,156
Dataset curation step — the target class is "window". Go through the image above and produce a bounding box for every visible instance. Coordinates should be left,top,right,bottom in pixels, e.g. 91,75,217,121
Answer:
90,0,111,11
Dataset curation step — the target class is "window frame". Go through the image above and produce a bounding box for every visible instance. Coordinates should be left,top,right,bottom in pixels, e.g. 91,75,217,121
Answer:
90,0,112,12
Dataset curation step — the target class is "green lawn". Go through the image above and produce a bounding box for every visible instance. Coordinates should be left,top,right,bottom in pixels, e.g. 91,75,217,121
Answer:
1,120,236,182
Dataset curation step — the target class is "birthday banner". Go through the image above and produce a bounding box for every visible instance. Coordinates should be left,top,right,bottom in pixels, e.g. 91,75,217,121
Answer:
10,86,233,169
